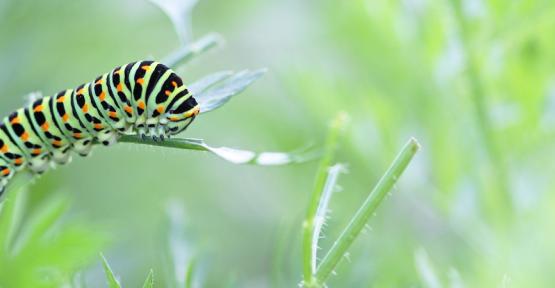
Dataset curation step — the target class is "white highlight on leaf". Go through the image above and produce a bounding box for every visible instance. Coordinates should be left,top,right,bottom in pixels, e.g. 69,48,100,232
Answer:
311,164,345,272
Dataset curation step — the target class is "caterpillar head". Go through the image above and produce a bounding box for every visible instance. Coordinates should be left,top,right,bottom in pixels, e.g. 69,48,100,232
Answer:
164,92,200,135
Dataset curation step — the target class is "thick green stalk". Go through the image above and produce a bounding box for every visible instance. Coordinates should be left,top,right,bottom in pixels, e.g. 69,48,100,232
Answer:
301,113,347,286
313,138,420,285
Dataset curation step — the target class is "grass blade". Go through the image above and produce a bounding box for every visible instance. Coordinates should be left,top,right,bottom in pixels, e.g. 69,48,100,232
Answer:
301,112,348,286
415,248,442,288
101,254,122,288
311,164,345,272
0,183,27,253
11,196,68,255
142,269,155,288
184,258,197,288
314,138,420,285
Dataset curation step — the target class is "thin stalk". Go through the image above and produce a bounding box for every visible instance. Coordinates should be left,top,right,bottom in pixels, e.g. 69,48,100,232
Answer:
301,112,348,286
449,0,512,219
162,33,223,68
314,138,420,285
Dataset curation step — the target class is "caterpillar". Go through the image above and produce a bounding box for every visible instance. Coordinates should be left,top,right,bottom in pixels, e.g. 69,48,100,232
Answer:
0,60,200,195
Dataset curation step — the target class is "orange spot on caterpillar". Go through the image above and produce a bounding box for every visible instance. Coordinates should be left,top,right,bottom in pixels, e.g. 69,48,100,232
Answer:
0,144,8,153
21,132,29,141
108,111,118,118
33,105,43,112
171,81,178,88
10,117,20,124
117,83,123,92
57,96,65,103
73,132,82,139
41,123,49,131
82,104,89,113
183,106,200,118
62,114,69,122
141,65,151,71
77,88,85,95
156,106,164,114
99,91,106,101
1,168,10,176
95,79,103,85
124,105,133,114
94,123,103,130
31,148,41,155
137,101,145,109
52,140,62,146
169,116,180,122
14,158,23,165
136,78,144,85
164,90,171,96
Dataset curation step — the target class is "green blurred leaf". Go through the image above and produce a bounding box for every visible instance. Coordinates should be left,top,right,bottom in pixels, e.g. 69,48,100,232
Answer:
142,269,155,288
101,254,122,288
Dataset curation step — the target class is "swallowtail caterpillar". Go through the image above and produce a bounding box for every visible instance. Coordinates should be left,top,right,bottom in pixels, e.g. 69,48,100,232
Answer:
0,61,199,195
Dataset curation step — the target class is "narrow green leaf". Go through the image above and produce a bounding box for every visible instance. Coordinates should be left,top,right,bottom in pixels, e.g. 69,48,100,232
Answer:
142,269,155,288
0,184,27,254
311,164,345,272
184,258,197,288
313,138,420,285
415,248,442,288
189,71,233,96
118,136,317,166
195,69,267,114
11,195,68,255
148,0,199,44
302,112,348,286
162,34,223,68
101,254,122,288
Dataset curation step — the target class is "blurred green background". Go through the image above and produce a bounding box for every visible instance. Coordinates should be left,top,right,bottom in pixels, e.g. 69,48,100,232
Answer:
1,0,555,287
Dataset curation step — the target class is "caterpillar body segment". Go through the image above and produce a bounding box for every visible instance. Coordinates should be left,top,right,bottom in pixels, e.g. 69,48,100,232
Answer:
0,61,200,195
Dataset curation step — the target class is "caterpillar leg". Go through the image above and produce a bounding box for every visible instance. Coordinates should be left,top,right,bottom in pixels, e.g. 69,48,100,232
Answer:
97,130,118,146
28,154,50,174
51,149,72,165
73,139,94,157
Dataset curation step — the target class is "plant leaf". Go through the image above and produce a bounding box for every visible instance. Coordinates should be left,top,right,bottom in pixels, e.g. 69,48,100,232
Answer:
118,136,318,166
142,269,155,288
195,69,267,114
162,33,223,69
148,0,199,44
11,196,68,254
189,71,234,95
101,254,122,288
311,164,345,272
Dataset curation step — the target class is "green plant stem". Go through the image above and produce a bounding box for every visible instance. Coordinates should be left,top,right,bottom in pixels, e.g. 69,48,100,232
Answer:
301,112,347,285
313,138,420,286
162,33,223,68
449,0,512,220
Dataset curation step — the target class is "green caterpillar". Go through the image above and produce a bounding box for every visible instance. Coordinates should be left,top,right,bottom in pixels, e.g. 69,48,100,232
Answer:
0,61,200,195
